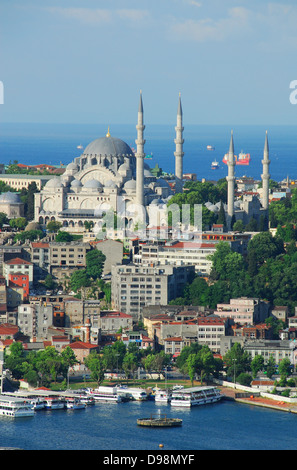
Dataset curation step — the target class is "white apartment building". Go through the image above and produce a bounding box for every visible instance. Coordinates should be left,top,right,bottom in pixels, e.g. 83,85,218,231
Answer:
17,303,53,340
132,240,216,275
214,297,270,326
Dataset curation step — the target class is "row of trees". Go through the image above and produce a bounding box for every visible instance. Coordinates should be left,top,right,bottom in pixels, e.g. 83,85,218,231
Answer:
4,343,77,388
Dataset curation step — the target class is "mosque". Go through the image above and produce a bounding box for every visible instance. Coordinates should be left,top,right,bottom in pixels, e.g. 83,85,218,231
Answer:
34,92,184,232
34,91,270,234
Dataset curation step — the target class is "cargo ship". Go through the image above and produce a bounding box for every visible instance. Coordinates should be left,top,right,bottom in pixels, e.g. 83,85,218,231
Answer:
211,160,219,169
222,151,251,165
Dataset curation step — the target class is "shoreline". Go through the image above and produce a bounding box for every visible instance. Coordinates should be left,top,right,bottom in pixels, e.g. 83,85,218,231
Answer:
219,386,297,414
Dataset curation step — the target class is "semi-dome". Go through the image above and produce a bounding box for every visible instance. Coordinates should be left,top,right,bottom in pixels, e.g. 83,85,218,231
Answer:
83,135,134,157
155,178,170,188
0,192,22,204
66,162,78,171
105,179,117,188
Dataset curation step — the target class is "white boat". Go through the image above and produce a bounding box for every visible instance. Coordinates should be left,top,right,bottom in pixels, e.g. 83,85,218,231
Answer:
154,389,171,403
207,145,215,150
125,387,148,401
211,160,219,169
76,395,95,405
86,386,122,403
66,398,86,410
171,386,222,408
0,395,34,418
30,398,47,410
44,397,65,410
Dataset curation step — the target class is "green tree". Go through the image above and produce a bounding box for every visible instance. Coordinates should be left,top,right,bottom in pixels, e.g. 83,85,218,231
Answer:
46,221,62,232
84,352,106,385
69,269,91,292
55,231,74,242
251,354,265,378
278,358,291,381
223,343,251,382
86,249,106,280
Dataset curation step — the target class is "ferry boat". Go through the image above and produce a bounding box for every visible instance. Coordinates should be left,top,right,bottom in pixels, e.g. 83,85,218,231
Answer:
154,389,171,404
30,398,47,410
126,388,148,401
86,386,122,403
207,145,215,150
222,152,251,165
66,398,86,410
76,395,95,405
170,386,222,408
0,395,34,418
211,160,219,170
44,397,66,410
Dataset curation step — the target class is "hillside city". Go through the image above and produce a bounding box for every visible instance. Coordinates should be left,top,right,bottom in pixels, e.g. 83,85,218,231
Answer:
1,136,297,397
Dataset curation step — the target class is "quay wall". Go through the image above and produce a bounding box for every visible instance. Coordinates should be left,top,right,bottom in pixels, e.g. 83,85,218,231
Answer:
214,379,297,405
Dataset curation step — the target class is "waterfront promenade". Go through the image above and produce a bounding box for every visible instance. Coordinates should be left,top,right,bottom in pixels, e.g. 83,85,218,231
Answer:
219,385,297,414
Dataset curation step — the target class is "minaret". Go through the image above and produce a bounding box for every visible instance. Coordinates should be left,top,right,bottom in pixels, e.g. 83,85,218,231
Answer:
135,91,145,206
226,130,235,226
261,130,270,211
174,92,184,191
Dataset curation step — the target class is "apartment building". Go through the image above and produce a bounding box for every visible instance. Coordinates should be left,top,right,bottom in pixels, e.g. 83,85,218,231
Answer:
214,297,270,326
3,258,33,287
244,339,297,366
132,240,215,275
49,241,90,280
30,242,50,280
111,263,195,319
17,303,53,340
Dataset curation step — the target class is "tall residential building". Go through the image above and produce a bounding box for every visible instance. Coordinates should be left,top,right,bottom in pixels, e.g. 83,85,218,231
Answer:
111,263,195,319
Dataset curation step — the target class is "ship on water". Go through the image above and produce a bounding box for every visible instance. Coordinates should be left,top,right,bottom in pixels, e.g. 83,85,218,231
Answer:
222,151,251,165
211,160,219,170
207,145,215,150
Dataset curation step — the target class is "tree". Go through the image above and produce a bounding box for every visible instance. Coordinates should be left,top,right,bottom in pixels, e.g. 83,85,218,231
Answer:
0,212,9,228
122,352,138,378
84,352,106,385
69,269,91,292
86,249,106,280
187,353,200,386
251,354,265,378
223,343,251,381
55,231,74,242
47,221,62,232
44,274,56,290
26,182,39,221
278,358,291,381
9,217,27,230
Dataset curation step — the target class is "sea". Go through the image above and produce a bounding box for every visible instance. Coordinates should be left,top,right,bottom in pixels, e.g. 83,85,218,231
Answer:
0,122,297,182
0,399,297,451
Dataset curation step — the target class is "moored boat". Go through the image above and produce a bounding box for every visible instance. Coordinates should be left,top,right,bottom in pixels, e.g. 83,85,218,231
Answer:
0,395,34,418
154,389,171,403
30,398,47,410
86,386,122,403
44,397,65,410
66,398,86,410
171,386,222,407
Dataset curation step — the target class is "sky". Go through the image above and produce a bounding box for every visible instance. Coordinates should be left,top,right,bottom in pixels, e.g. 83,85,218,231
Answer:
1,0,297,126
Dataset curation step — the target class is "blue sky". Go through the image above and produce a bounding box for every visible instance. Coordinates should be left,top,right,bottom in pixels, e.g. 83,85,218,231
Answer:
1,0,297,125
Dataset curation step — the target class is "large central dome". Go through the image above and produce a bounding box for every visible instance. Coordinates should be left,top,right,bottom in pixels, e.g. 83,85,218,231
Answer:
83,134,134,157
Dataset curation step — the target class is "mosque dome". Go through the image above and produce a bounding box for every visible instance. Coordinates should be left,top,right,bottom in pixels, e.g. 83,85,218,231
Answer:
45,178,63,189
0,192,22,204
71,179,82,188
66,162,78,172
124,179,136,190
83,132,134,157
155,178,170,188
83,179,103,189
105,180,117,188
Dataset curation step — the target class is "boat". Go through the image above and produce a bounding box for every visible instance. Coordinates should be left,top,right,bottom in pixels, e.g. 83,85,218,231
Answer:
44,397,65,410
137,414,182,428
145,153,153,160
125,388,148,401
30,398,47,410
86,386,122,403
76,395,95,405
0,395,34,418
222,152,251,165
207,145,215,150
211,160,219,170
154,388,171,404
170,386,222,408
77,144,83,150
66,398,86,410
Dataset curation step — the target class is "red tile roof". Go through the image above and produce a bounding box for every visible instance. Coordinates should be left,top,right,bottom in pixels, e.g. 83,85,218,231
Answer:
4,258,32,265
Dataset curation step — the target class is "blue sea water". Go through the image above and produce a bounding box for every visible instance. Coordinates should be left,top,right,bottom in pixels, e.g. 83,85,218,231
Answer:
0,122,297,182
0,400,297,451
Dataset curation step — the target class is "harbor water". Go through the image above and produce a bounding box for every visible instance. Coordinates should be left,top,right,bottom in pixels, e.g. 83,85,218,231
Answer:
1,399,297,450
